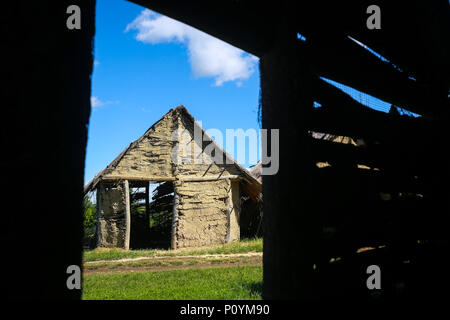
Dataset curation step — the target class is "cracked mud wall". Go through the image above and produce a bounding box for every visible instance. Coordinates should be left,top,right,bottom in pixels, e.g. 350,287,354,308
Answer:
98,184,128,248
175,180,229,248
102,112,176,180
171,111,242,248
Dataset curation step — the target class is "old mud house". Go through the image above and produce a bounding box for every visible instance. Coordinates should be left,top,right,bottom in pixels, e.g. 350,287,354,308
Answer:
84,106,262,250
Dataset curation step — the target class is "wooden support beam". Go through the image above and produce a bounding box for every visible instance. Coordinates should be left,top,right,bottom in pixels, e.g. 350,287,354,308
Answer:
261,23,319,299
310,77,439,141
101,175,240,183
302,35,435,116
102,175,175,182
96,182,103,247
171,182,179,250
145,182,150,231
180,175,240,182
226,179,231,244
123,180,131,250
130,0,276,57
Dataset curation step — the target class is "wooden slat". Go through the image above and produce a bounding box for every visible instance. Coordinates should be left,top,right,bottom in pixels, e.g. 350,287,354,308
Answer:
102,175,175,182
310,136,437,177
303,36,433,116
180,175,240,182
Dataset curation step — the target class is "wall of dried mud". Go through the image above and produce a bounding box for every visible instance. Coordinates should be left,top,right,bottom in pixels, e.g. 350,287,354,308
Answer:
98,184,128,248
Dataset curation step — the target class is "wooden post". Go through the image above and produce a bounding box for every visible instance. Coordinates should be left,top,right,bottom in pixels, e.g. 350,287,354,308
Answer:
96,182,103,247
225,178,231,243
170,182,179,250
260,20,319,299
145,182,150,230
124,180,131,250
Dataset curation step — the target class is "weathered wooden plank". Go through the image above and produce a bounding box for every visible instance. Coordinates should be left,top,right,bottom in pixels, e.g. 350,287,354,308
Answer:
102,175,176,182
180,175,240,182
101,175,241,183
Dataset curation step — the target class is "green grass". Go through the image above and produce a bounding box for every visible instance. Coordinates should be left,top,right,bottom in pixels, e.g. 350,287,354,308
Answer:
83,238,262,262
82,265,262,300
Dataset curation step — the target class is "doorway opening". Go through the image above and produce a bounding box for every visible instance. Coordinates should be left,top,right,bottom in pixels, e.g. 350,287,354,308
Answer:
129,181,174,249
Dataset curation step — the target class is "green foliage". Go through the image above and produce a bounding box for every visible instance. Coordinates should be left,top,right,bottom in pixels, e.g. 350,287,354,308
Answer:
83,195,97,241
130,203,146,216
82,265,262,300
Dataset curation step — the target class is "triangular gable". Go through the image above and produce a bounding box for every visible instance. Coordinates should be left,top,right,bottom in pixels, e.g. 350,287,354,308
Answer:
84,105,261,201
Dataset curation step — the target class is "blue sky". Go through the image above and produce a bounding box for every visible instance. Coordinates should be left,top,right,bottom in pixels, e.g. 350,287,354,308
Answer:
85,0,261,184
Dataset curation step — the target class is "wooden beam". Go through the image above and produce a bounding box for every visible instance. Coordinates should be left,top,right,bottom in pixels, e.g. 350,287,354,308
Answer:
310,78,438,141
170,182,179,250
226,179,231,244
145,182,150,231
129,0,276,57
102,175,176,182
123,180,131,250
180,175,240,182
302,35,432,116
260,24,319,299
96,182,103,247
101,175,240,183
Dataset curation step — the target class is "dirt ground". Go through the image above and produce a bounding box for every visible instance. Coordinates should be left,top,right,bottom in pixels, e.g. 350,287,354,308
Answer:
83,252,263,274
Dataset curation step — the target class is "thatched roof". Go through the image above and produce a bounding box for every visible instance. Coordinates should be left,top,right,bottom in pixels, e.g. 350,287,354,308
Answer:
249,161,262,183
84,105,262,201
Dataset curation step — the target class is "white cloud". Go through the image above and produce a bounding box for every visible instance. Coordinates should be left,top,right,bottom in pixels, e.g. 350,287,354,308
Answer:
90,96,119,108
90,96,103,108
125,9,259,86
94,60,100,66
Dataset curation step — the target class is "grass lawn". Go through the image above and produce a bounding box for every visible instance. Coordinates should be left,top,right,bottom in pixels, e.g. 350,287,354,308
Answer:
83,238,262,262
82,265,262,300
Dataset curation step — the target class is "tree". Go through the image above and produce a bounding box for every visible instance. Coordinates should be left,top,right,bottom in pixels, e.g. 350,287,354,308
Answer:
83,195,97,245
